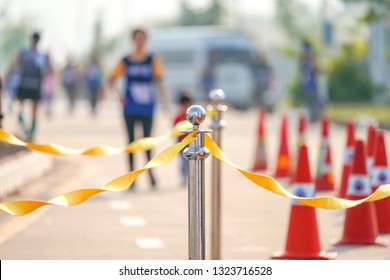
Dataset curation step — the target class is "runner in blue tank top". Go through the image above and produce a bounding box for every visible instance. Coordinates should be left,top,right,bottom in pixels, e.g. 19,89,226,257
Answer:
16,32,45,142
122,53,155,116
108,28,169,190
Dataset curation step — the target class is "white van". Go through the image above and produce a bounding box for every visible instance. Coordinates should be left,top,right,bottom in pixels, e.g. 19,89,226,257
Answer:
149,26,257,109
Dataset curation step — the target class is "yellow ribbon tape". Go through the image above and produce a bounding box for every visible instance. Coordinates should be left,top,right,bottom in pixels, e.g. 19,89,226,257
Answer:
2,132,390,216
0,134,195,216
204,134,390,210
0,121,192,156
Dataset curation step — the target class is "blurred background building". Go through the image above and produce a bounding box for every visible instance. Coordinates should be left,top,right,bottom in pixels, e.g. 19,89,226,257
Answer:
0,0,389,112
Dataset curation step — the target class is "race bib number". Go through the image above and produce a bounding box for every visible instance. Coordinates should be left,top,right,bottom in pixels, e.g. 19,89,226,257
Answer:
130,83,153,104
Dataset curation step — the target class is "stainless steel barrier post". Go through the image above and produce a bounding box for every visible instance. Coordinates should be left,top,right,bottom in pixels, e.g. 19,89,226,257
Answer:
182,105,211,260
208,89,227,260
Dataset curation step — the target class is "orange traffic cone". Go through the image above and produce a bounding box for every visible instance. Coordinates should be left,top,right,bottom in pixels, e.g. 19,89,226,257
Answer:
272,144,336,259
366,124,377,181
333,140,387,246
253,110,267,171
291,112,307,182
274,114,290,178
338,121,355,198
297,111,307,147
372,131,390,233
315,116,334,191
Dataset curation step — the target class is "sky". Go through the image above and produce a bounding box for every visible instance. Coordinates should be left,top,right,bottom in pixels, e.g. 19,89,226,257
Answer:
1,0,339,57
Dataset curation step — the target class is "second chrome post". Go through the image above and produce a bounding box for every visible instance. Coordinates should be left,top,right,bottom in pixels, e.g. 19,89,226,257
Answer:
208,89,227,260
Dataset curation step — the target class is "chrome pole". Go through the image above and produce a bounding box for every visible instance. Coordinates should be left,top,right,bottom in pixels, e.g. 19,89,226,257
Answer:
208,89,227,260
182,105,211,260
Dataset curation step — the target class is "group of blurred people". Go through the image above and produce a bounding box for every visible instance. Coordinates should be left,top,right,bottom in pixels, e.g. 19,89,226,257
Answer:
0,29,175,190
300,41,324,123
62,52,104,116
0,32,104,141
0,28,325,191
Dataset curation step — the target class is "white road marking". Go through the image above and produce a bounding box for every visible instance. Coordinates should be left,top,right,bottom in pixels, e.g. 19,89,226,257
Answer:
135,238,165,249
119,216,146,227
108,200,132,210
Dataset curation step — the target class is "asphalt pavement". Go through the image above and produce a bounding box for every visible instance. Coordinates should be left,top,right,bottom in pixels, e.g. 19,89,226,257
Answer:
0,97,389,260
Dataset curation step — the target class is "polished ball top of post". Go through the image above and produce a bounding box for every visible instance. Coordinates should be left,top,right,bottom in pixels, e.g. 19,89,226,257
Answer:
209,89,225,102
186,105,206,126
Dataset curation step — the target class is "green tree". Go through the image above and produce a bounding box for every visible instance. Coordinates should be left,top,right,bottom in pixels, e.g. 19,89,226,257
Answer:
89,10,120,62
275,0,311,40
340,0,390,22
339,0,390,101
203,0,225,25
91,10,103,54
0,3,36,68
178,0,225,26
328,42,376,102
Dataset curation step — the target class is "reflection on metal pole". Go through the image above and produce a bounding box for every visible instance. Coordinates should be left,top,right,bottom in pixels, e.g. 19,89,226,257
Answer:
182,105,211,260
208,89,227,260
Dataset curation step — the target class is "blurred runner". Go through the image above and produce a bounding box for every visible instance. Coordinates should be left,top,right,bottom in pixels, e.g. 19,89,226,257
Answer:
300,41,323,122
108,28,169,190
4,55,20,113
200,50,217,102
84,51,103,116
253,52,274,112
41,54,56,119
16,32,45,142
62,58,78,115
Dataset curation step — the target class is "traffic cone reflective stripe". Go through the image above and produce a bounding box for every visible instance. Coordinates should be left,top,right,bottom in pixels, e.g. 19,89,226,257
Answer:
366,125,377,181
344,147,354,165
292,183,315,206
253,110,267,171
291,112,307,182
277,155,289,170
327,173,335,186
272,144,336,259
372,166,390,233
333,140,387,246
253,138,267,171
274,114,290,178
347,175,371,197
338,121,355,198
297,112,307,146
372,132,390,233
372,167,389,187
316,117,334,191
316,155,335,191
